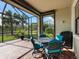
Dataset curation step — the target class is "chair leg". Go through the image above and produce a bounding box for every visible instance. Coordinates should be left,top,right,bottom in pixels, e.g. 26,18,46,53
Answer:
32,49,36,55
48,54,52,59
44,53,52,59
32,49,44,58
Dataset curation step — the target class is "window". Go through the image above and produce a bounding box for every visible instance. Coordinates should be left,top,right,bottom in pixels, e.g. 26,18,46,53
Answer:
75,0,79,34
43,15,55,38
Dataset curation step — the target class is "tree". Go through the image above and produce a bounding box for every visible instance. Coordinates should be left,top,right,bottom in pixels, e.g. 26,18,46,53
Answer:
19,14,28,29
43,23,49,32
13,12,20,31
45,27,54,34
13,13,28,29
3,10,14,35
2,9,29,36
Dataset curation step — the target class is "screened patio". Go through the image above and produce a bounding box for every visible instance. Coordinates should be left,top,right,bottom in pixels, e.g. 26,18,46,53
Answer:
0,0,79,59
0,0,39,42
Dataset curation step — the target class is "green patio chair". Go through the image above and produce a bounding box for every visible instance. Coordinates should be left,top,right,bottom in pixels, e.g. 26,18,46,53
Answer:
44,40,63,59
30,37,43,54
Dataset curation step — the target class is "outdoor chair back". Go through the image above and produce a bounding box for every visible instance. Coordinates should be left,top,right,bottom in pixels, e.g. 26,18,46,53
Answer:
30,37,43,58
60,31,73,48
44,39,63,59
30,37,43,51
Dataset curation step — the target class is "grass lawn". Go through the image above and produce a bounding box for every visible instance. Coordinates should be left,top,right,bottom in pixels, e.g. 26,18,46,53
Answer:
0,35,16,42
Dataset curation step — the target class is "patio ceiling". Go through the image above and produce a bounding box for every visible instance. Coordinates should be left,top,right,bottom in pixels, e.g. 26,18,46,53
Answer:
26,0,73,12
3,0,40,15
4,0,73,15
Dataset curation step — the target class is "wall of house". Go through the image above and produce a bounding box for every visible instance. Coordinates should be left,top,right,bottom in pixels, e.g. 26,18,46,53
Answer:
56,7,71,35
71,0,79,59
73,35,79,59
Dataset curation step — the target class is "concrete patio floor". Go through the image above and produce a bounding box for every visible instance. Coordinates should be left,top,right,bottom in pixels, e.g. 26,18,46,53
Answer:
0,39,76,59
0,39,34,59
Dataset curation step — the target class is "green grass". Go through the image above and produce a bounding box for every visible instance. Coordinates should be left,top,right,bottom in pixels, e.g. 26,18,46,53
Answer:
0,35,16,42
0,30,38,42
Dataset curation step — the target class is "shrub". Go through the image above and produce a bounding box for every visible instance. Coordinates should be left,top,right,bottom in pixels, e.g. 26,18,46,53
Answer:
15,29,25,38
46,33,54,38
45,27,54,34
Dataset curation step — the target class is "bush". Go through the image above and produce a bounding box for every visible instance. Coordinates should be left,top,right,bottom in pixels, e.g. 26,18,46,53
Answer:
15,29,25,38
46,33,54,38
45,27,54,34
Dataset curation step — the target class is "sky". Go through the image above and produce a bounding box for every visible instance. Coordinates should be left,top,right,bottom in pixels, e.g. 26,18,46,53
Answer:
0,1,33,17
0,1,54,25
43,16,54,25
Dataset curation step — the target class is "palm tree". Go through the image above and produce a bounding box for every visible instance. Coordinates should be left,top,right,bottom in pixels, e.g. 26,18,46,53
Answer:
3,10,29,36
3,10,13,35
13,13,28,29
20,14,27,29
13,12,20,30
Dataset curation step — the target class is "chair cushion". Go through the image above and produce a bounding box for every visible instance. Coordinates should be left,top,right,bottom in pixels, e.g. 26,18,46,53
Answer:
35,44,43,49
45,48,63,54
48,49,62,53
48,40,62,50
49,40,61,46
56,34,63,41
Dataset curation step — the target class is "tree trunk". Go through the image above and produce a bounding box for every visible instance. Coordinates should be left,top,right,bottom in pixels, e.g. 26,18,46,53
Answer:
22,21,24,29
10,18,13,35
